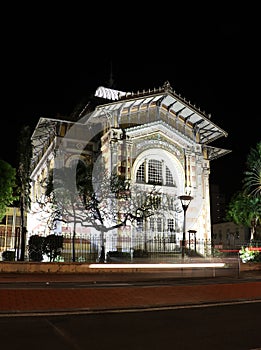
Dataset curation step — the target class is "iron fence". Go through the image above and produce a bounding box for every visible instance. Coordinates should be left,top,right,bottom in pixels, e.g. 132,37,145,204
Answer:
1,232,258,262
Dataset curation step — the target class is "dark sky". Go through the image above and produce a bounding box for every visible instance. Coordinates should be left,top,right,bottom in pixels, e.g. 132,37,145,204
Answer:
1,7,260,200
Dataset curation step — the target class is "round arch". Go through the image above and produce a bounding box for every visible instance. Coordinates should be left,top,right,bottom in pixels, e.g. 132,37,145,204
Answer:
132,148,184,192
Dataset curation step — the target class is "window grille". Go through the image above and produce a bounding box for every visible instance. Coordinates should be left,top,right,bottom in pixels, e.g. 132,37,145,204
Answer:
148,160,162,184
136,159,175,186
157,218,162,232
165,166,174,185
136,163,145,183
167,219,174,232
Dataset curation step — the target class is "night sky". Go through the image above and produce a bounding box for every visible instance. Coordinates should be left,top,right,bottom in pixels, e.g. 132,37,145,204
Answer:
1,8,260,200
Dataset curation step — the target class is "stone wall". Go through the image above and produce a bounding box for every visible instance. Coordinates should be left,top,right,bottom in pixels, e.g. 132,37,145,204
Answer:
0,260,249,275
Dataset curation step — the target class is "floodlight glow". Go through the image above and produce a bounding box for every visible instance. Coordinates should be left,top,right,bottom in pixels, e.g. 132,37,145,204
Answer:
89,263,225,269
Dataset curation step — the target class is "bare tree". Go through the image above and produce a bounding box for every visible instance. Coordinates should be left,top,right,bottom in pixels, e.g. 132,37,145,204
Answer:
40,159,166,262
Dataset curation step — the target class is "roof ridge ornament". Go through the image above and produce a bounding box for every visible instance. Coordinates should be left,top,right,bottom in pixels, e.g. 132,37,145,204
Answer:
163,81,173,92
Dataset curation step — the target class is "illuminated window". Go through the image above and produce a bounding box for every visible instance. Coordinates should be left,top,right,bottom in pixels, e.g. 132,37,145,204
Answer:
136,162,145,183
148,160,162,184
150,218,155,232
136,159,175,186
167,219,174,232
157,218,162,232
166,167,174,185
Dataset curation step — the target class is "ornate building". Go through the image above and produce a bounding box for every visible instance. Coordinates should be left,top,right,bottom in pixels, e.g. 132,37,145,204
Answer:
28,81,231,260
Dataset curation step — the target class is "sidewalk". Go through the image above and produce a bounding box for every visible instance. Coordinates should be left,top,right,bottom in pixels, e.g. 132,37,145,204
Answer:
0,270,261,315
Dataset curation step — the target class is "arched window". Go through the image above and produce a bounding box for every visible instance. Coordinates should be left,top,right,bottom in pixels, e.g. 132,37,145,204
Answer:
136,162,145,183
165,166,174,185
136,159,176,186
148,160,162,184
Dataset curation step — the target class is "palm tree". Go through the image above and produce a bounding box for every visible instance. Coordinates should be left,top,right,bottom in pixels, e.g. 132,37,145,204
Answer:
227,142,261,241
17,125,32,261
243,141,261,198
0,160,17,220
226,192,261,241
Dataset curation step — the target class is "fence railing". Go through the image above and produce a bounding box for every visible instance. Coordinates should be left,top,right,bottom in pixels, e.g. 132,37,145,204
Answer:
2,232,258,263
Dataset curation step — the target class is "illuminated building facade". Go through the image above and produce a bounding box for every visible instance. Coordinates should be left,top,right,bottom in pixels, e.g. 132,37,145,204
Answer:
28,81,231,259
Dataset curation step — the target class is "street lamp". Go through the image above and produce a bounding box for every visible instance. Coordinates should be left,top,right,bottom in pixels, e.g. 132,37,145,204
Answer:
179,195,193,259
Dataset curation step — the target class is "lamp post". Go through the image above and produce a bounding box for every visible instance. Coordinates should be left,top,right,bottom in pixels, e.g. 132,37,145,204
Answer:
179,195,193,259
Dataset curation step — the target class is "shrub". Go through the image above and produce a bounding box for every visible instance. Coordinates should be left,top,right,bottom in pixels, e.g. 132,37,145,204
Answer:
239,246,261,263
42,234,63,262
2,250,15,261
133,249,149,258
28,235,45,261
106,251,131,262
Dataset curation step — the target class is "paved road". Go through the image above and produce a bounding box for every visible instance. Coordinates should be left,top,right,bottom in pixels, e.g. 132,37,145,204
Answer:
1,302,261,350
0,270,261,316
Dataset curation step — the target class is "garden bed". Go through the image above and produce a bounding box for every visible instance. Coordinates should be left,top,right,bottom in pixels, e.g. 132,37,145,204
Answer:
240,262,261,271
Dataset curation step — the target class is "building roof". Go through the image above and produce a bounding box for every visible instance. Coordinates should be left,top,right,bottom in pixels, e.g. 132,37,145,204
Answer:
31,81,231,167
93,81,228,146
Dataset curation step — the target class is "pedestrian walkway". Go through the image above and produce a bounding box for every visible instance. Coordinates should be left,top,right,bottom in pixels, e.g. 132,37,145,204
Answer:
0,270,261,316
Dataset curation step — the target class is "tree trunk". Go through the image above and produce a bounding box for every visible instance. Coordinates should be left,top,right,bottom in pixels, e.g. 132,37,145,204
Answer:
19,203,26,261
20,227,26,261
99,231,105,263
72,230,76,262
